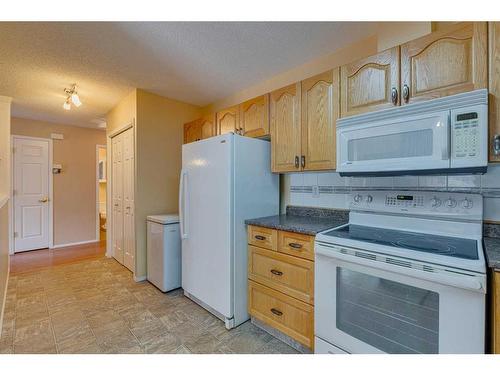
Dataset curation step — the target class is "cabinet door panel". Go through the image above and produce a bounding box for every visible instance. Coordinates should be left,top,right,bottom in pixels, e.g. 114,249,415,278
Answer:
270,83,302,173
340,47,400,117
184,119,202,144
217,106,239,135
489,22,500,162
401,22,487,105
301,69,339,171
240,94,270,138
200,114,215,140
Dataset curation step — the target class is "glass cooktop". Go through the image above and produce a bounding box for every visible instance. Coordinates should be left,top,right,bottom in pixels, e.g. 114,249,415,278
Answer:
323,225,478,260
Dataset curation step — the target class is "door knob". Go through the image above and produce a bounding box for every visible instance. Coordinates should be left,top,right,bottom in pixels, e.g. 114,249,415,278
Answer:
38,197,49,203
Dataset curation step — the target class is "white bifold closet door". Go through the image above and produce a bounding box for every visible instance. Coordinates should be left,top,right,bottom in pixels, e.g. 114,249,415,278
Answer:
112,127,135,272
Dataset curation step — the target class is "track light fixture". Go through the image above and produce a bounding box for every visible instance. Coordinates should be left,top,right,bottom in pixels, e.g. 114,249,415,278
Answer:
63,84,82,110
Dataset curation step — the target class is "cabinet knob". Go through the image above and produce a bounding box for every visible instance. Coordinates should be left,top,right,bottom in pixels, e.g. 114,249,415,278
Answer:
493,134,500,156
301,155,305,169
403,84,410,103
294,156,299,169
391,87,398,105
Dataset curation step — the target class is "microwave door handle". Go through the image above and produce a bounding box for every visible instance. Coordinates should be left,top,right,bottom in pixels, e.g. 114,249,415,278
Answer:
442,114,451,160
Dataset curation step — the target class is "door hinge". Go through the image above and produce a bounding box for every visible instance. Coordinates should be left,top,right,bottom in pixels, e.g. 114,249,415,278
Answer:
13,232,18,238
12,189,16,196
12,147,15,154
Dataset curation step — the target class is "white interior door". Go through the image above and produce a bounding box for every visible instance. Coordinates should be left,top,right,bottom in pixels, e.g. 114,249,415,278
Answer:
122,128,135,272
13,137,50,252
112,133,124,264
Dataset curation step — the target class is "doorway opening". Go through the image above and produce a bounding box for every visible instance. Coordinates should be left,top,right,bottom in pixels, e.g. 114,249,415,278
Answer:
96,145,107,242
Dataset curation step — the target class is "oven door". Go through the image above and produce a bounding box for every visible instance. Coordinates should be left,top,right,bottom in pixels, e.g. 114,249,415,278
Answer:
315,244,485,354
337,110,450,174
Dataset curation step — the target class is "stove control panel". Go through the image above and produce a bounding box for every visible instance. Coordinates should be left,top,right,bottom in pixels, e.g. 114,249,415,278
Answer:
349,190,483,220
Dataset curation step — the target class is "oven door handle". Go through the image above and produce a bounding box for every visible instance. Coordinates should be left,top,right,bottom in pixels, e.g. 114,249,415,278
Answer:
315,245,485,293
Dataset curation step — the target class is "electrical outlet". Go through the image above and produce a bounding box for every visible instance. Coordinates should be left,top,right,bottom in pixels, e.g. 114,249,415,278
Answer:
312,185,320,198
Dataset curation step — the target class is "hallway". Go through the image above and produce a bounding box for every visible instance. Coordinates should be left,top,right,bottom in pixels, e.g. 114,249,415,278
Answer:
0,243,297,354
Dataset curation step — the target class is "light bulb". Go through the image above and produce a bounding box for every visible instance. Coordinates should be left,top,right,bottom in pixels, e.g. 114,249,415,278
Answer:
71,93,82,107
63,100,71,110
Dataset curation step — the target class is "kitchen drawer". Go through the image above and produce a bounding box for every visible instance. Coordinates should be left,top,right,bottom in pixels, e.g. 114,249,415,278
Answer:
248,225,277,251
278,231,314,261
248,246,314,304
248,280,314,349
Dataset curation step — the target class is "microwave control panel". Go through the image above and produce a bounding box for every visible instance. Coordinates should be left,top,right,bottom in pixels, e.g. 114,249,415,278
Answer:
450,103,487,168
452,112,479,158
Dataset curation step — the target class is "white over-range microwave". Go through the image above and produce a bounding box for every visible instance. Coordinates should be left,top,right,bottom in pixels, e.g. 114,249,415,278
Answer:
336,89,488,176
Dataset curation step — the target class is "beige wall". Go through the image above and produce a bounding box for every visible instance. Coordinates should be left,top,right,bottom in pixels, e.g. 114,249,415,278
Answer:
106,89,137,135
106,89,201,278
11,117,106,246
0,96,11,334
134,89,201,278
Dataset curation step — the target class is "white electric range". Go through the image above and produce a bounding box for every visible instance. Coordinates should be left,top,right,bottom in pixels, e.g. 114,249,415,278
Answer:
314,190,486,354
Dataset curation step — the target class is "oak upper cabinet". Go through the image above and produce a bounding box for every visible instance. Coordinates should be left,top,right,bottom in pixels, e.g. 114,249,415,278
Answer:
184,119,202,144
270,83,302,173
239,94,270,138
301,69,339,171
217,106,240,135
200,113,216,140
489,22,500,162
340,47,400,117
400,22,487,105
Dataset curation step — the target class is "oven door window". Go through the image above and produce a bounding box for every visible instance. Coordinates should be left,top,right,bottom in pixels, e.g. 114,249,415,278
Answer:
336,267,439,354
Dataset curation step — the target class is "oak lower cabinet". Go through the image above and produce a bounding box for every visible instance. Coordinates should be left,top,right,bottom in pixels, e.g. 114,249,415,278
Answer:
270,70,339,173
240,94,270,138
183,114,216,144
489,22,500,162
401,22,487,105
493,271,500,353
247,225,315,349
217,106,240,135
340,47,400,117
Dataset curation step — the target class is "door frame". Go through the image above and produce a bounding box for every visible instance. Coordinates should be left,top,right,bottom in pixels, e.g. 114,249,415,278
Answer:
96,144,107,242
106,120,135,260
10,135,54,254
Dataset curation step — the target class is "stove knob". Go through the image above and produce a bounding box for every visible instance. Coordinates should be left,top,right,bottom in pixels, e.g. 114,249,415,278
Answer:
353,194,363,203
461,198,473,209
430,197,441,207
446,198,457,208
366,195,373,203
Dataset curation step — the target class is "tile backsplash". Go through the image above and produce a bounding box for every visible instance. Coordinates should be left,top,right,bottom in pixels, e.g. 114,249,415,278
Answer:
286,164,500,222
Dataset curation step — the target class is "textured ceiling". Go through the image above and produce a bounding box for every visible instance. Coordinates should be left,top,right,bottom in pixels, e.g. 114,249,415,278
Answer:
0,22,377,128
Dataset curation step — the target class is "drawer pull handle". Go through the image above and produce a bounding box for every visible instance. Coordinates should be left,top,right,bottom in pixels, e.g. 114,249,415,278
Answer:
255,235,266,241
288,242,302,249
270,308,283,316
270,269,283,276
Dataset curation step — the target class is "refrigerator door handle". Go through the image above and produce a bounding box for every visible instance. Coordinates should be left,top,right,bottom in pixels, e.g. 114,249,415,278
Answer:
179,169,188,239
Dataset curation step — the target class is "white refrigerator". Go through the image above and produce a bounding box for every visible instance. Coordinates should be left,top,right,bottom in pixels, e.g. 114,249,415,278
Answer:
179,133,279,329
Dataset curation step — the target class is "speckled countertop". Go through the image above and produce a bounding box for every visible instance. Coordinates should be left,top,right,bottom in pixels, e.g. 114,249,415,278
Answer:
483,223,500,271
245,206,349,236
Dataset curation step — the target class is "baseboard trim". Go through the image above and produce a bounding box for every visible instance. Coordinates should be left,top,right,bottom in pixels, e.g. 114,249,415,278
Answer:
50,239,99,249
134,275,147,282
0,258,10,340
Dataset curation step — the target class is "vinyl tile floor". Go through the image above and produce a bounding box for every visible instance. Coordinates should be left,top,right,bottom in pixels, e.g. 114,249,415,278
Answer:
0,250,298,354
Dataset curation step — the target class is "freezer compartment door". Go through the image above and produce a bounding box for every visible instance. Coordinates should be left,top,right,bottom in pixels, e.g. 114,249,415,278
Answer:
181,135,233,318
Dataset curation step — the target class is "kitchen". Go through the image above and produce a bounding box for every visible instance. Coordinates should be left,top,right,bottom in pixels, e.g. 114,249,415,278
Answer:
1,9,500,371
180,21,500,354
